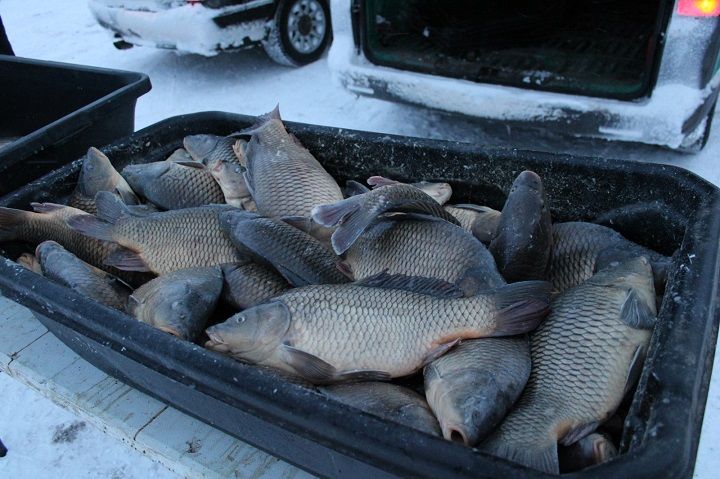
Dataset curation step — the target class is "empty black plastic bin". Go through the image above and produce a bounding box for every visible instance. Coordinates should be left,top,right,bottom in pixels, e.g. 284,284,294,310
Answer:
0,112,718,478
0,54,150,197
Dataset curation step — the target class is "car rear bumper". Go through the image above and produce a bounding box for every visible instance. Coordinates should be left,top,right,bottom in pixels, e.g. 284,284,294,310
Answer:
89,0,274,56
328,0,720,149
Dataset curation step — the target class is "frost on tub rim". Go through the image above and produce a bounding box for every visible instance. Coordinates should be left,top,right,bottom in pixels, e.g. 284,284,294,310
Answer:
328,0,720,150
88,0,332,66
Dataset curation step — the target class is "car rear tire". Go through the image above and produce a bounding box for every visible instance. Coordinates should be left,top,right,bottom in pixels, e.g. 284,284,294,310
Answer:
262,0,331,67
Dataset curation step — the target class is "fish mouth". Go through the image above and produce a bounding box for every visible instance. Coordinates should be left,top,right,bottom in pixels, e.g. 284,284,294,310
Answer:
442,423,470,446
204,332,230,353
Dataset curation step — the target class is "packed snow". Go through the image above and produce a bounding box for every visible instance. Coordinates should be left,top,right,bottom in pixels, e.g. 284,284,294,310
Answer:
0,0,718,478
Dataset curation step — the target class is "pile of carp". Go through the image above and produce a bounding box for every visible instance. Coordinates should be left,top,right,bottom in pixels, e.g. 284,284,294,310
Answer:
0,107,672,474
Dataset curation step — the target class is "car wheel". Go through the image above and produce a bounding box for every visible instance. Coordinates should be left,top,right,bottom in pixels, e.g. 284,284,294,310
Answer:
262,0,331,67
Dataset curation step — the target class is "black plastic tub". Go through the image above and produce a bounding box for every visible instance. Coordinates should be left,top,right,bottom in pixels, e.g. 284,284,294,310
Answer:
1,112,719,478
0,54,151,197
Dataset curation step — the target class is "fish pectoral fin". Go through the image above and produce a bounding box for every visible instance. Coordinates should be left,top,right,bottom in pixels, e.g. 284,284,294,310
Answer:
354,271,464,299
105,248,151,272
345,180,370,196
619,290,656,329
624,345,647,397
559,421,599,447
422,339,460,366
280,344,339,384
482,439,559,474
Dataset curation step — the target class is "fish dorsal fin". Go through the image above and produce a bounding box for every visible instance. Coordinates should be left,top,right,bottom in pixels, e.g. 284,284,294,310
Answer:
354,271,464,299
229,105,282,137
105,247,151,272
388,199,460,226
619,290,656,329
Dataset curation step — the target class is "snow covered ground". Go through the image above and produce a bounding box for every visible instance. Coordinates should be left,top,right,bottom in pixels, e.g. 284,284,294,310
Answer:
0,0,718,477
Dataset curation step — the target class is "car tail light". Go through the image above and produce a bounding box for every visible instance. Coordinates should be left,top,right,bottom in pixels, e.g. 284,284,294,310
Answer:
677,0,720,16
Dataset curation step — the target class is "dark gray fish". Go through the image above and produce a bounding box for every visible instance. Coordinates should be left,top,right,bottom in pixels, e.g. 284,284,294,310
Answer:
205,274,550,383
128,266,223,341
366,176,453,205
558,433,617,472
444,204,502,244
342,216,504,293
321,382,441,436
238,107,343,219
68,147,139,214
550,222,670,293
424,337,530,446
312,183,460,255
36,241,131,310
220,211,348,286
481,257,656,474
68,192,247,275
121,161,225,210
0,203,114,271
221,262,290,310
184,134,243,166
490,171,552,282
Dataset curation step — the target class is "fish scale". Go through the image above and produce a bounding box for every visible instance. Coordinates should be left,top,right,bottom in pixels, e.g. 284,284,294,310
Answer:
481,258,655,474
344,218,504,287
246,118,343,218
122,162,225,210
277,285,514,376
111,205,246,274
8,205,113,269
549,222,666,292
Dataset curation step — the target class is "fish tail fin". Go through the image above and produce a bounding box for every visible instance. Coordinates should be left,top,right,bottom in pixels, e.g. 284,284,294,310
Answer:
311,197,360,227
0,207,29,242
94,191,131,224
311,198,371,254
491,280,552,335
229,105,282,137
66,214,115,242
484,439,559,474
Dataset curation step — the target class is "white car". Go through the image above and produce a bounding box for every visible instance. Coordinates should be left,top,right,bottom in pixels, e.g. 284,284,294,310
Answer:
329,0,720,150
89,0,331,66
